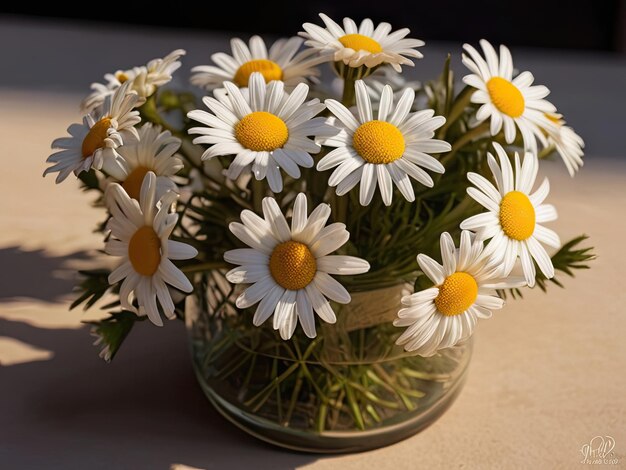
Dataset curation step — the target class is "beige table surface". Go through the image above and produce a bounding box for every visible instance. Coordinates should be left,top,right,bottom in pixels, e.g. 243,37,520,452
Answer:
1,17,625,470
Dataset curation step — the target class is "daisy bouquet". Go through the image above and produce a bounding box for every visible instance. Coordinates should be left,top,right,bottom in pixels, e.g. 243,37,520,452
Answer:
46,14,594,445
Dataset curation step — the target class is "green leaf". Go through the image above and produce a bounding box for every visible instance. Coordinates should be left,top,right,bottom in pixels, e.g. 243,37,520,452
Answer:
86,311,142,362
535,234,595,292
500,234,595,299
70,269,112,311
77,169,101,192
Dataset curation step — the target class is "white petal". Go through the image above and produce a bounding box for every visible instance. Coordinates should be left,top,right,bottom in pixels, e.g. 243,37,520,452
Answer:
296,289,316,338
475,294,504,310
273,289,296,329
401,288,439,306
236,276,276,308
223,81,252,118
493,143,514,193
325,99,360,131
519,243,537,288
313,271,350,304
262,197,291,242
533,225,561,248
535,204,558,223
158,258,193,293
167,240,198,260
229,222,274,254
440,232,457,276
359,163,377,206
154,278,176,320
526,237,555,279
291,193,308,235
304,284,337,324
389,88,415,126
377,164,393,206
294,203,331,245
355,80,373,123
309,223,349,257
467,187,500,213
530,178,550,207
226,266,270,284
316,255,370,275
417,254,444,285
469,304,493,319
224,248,269,266
378,85,394,121
253,284,284,326
460,212,499,231
109,261,132,284
467,172,501,204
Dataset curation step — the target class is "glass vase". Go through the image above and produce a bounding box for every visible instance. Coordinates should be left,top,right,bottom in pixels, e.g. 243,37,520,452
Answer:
186,271,472,453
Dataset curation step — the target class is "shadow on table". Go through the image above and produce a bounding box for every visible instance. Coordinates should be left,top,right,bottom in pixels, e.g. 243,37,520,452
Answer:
0,246,92,303
0,318,321,470
0,246,321,469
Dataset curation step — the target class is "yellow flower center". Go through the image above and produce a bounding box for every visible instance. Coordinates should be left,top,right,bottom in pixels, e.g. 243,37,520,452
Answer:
269,240,317,291
435,272,478,316
82,117,112,158
338,34,383,53
116,71,129,84
122,166,151,200
499,190,536,241
486,77,525,118
234,59,283,87
235,111,289,151
128,225,162,276
352,120,405,164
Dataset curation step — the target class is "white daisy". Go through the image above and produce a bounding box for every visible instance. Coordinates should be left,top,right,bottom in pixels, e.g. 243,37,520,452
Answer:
191,36,324,90
300,13,424,72
460,142,561,287
224,193,370,340
395,231,525,356
105,172,198,326
44,81,141,183
462,39,558,153
81,49,186,113
544,113,585,177
319,80,450,206
187,72,334,193
111,123,184,200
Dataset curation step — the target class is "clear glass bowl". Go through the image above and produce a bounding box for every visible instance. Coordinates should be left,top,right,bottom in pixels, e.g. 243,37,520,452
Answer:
186,272,472,453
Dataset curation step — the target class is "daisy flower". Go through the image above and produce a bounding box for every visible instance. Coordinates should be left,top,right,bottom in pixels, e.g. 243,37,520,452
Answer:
105,172,198,326
395,231,525,356
111,123,184,200
44,81,141,183
319,80,450,206
544,113,585,177
460,143,561,287
300,14,424,72
82,49,186,113
187,72,334,193
462,39,558,153
224,193,370,340
191,36,324,90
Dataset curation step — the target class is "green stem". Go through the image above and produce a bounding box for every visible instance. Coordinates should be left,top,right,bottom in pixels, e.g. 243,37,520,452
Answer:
252,178,264,213
441,122,490,167
538,143,556,159
336,195,348,224
341,67,358,108
138,96,184,137
181,261,229,273
437,85,474,139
